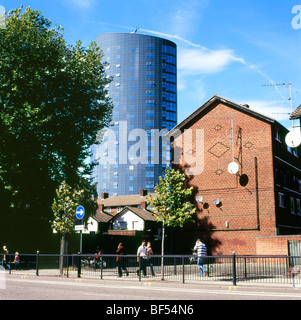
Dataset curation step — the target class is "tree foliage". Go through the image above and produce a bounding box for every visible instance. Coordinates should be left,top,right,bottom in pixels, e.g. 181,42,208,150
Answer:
50,181,83,234
0,7,112,216
147,168,196,227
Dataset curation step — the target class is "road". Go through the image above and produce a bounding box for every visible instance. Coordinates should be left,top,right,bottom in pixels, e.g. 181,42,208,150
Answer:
1,273,301,301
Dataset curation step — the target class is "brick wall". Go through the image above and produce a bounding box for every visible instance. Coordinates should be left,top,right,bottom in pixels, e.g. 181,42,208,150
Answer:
172,99,278,255
256,235,301,255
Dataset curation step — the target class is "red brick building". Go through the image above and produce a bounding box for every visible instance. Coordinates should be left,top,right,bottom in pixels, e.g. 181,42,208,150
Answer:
169,95,301,255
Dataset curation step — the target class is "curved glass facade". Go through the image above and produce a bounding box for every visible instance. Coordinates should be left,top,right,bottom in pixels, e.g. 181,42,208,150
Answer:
93,33,177,196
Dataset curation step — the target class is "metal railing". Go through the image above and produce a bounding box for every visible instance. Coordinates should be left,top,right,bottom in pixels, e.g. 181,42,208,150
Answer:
1,252,301,286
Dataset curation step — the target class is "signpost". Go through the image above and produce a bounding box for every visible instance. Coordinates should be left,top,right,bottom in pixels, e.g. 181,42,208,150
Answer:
75,206,85,254
76,205,85,220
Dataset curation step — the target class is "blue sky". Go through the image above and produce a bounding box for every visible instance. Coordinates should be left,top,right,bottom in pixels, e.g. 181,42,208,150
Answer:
2,0,301,129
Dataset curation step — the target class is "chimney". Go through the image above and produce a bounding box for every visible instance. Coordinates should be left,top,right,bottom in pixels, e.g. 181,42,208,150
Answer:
102,192,109,199
140,189,147,196
140,201,147,209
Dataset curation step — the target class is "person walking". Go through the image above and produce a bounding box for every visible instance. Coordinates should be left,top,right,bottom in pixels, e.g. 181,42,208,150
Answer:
116,243,129,277
137,240,147,277
194,239,207,277
2,246,10,270
12,252,20,270
146,241,155,276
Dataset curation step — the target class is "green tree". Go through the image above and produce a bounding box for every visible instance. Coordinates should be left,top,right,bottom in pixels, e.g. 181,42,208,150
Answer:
0,7,112,233
50,181,84,234
50,181,84,274
147,168,196,279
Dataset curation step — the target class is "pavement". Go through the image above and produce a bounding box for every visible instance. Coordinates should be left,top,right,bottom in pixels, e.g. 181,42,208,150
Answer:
0,271,301,298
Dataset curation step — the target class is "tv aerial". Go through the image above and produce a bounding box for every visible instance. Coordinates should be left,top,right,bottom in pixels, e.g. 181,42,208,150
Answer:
262,82,300,148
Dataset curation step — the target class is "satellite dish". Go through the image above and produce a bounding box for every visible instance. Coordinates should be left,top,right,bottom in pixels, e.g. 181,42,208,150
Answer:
196,196,203,203
228,162,239,174
213,199,222,208
285,131,301,148
213,199,220,205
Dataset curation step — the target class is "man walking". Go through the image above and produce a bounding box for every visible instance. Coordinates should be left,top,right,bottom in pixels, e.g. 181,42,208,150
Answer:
137,240,147,277
194,239,207,277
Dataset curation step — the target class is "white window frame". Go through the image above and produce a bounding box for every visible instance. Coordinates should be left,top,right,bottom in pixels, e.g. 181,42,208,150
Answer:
278,192,285,208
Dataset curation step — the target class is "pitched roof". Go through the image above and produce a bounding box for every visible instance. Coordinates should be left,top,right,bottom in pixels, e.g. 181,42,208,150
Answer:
97,193,152,207
168,95,275,135
93,210,114,223
290,105,301,119
109,206,157,222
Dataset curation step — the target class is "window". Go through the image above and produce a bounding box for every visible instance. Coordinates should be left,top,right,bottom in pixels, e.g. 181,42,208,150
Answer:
296,199,301,216
146,181,154,189
146,62,155,68
278,193,285,208
147,43,155,49
290,197,296,214
132,221,139,230
117,221,127,230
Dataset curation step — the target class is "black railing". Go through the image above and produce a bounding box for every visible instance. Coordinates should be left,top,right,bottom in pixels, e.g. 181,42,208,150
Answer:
1,253,301,286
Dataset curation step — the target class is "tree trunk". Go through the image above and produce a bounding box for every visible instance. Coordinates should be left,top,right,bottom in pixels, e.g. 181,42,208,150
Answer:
161,220,165,280
59,233,65,276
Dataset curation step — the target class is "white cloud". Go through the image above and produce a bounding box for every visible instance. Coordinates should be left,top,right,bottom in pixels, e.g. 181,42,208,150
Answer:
178,48,246,75
165,0,208,39
64,0,95,9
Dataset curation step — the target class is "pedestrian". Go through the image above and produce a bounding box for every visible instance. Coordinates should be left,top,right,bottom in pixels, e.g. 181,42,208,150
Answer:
137,240,147,277
146,241,155,276
12,252,20,270
2,246,10,270
116,243,128,277
193,239,207,277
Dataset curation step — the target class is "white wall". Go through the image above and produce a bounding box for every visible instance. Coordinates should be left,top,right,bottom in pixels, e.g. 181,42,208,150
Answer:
112,210,144,231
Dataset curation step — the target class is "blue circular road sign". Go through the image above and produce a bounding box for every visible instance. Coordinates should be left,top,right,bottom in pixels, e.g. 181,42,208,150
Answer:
76,205,85,220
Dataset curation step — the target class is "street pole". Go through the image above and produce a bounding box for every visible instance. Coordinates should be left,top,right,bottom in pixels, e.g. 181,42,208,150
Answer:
161,220,165,281
80,229,83,254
